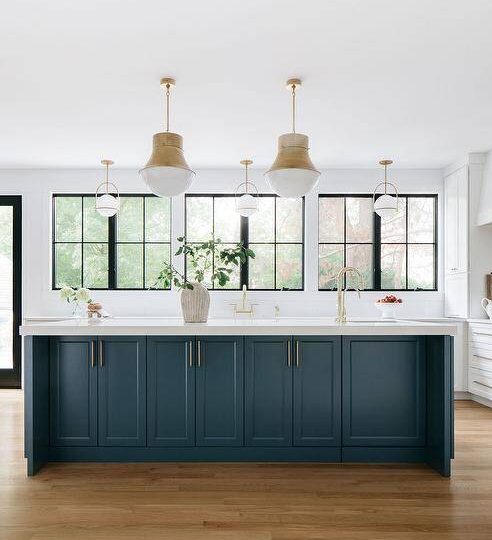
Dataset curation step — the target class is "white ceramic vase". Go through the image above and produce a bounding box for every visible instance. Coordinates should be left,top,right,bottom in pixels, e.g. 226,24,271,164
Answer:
180,282,210,323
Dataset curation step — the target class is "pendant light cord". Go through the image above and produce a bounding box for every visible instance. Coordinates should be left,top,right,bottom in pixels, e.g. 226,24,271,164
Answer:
384,162,387,194
165,83,171,132
245,161,249,194
291,83,296,133
105,162,109,194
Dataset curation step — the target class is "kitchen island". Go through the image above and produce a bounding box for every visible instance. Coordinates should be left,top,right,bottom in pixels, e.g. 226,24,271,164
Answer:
21,318,456,476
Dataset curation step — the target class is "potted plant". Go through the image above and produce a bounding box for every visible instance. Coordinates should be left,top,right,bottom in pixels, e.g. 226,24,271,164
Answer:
59,286,92,317
154,237,255,323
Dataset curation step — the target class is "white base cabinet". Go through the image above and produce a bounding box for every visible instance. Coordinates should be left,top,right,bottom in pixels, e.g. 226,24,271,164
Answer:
468,322,492,403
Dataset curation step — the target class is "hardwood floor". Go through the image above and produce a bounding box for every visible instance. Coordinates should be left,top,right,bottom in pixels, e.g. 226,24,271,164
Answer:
1,391,491,540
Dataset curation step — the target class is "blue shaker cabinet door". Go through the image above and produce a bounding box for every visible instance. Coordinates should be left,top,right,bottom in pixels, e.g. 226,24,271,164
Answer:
342,336,426,447
293,336,341,446
245,337,292,446
195,337,244,446
147,337,195,447
98,337,146,447
50,336,97,447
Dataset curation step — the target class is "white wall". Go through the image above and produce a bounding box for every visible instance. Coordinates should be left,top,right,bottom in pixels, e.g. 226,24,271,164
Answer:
0,167,444,320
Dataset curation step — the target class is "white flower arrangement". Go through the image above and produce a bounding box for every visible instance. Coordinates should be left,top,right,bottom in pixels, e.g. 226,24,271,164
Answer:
59,286,92,305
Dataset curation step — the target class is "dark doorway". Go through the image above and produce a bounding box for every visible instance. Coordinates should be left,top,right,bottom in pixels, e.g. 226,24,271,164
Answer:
0,196,22,388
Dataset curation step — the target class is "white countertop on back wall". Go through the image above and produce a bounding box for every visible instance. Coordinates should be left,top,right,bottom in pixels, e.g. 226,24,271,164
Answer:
20,317,458,337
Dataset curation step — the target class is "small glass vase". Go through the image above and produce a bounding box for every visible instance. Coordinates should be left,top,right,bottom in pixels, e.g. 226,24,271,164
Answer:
71,301,84,318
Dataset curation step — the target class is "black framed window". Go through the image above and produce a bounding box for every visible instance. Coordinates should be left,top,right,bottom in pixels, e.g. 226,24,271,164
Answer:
318,194,437,291
185,194,304,290
52,195,171,290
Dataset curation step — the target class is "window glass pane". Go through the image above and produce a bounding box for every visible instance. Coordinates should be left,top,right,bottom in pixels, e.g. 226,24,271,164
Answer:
83,243,108,288
83,197,108,242
380,197,406,243
55,197,82,242
346,244,373,289
186,247,213,289
381,244,406,289
408,198,434,243
117,244,143,288
118,197,143,242
214,197,240,242
276,198,302,242
55,243,81,288
145,197,170,242
319,198,344,243
249,197,274,242
276,244,302,289
214,243,240,289
408,244,435,289
248,244,274,289
346,197,373,243
318,244,343,289
186,197,213,242
145,244,170,289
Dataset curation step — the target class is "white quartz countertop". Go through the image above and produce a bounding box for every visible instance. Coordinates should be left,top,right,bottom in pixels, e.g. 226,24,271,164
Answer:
20,317,458,336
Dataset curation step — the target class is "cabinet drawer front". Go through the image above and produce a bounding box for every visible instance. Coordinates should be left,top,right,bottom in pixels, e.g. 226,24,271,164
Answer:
469,326,492,346
470,344,492,361
470,354,492,374
469,368,492,400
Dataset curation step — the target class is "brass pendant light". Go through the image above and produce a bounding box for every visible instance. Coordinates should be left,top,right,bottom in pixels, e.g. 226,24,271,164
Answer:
95,159,120,217
373,159,399,219
235,159,259,217
265,78,320,198
139,77,195,197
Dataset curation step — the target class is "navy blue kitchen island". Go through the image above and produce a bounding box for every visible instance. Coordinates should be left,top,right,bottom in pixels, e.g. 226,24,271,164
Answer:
21,319,455,477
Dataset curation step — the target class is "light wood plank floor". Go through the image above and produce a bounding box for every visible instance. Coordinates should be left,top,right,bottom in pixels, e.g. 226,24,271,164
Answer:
1,391,492,539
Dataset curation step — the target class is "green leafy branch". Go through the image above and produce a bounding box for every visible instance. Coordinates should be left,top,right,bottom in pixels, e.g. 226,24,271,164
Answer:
152,237,255,290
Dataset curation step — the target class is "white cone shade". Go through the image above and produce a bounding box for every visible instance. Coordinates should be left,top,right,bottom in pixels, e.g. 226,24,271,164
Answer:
266,167,320,199
236,193,259,217
96,193,119,217
374,194,398,219
141,166,195,197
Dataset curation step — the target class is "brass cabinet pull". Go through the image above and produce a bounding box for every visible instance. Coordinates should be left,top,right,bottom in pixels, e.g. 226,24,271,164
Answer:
287,340,291,367
189,340,193,367
296,340,300,367
99,340,104,367
91,341,96,368
197,340,202,367
473,380,492,390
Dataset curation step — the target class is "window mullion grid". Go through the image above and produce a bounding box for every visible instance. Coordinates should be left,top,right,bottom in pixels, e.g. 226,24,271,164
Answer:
240,215,249,289
405,196,409,290
80,197,84,288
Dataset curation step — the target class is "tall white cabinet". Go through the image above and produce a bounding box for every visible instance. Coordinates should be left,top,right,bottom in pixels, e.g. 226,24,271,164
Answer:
444,164,469,318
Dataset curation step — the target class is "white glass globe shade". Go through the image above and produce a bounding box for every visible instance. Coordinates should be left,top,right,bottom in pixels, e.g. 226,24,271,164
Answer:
374,194,398,219
96,193,119,217
236,193,259,217
265,168,320,198
140,166,195,197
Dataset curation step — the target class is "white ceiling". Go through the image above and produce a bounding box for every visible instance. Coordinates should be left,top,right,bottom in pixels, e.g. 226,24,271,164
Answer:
1,0,492,169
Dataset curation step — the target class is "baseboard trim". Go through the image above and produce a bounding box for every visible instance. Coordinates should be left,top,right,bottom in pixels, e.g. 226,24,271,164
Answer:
455,391,472,400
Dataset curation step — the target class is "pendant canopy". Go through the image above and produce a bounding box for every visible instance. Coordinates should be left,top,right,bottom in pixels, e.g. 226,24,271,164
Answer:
265,78,320,198
140,78,195,197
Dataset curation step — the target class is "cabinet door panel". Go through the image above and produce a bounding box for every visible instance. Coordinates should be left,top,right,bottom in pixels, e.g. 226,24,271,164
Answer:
196,337,243,446
50,336,97,447
342,336,426,447
147,337,195,447
293,337,341,446
245,337,292,446
98,337,146,447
